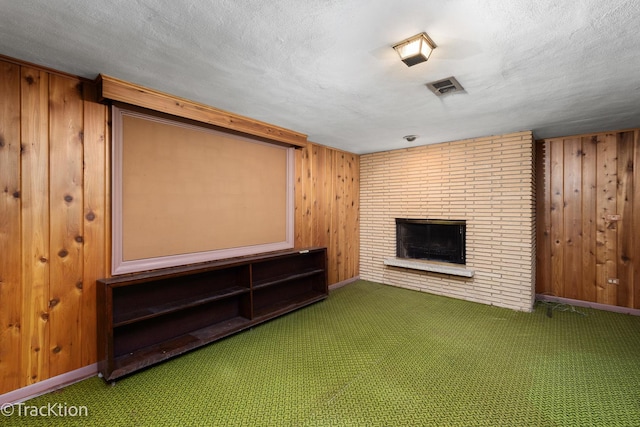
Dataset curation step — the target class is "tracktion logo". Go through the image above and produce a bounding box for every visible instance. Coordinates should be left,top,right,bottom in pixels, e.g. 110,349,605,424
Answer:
1,402,89,417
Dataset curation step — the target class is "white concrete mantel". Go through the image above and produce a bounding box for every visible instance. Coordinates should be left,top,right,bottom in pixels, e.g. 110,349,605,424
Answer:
384,257,475,278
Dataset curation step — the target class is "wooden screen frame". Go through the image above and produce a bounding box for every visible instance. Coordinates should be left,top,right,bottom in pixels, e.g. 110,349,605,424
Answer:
111,106,294,275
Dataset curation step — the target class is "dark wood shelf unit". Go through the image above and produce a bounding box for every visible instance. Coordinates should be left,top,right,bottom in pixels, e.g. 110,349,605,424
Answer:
98,247,328,381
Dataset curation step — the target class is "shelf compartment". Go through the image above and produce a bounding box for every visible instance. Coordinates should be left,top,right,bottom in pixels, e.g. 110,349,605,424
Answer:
252,275,327,319
253,292,327,321
251,250,325,285
113,286,249,327
112,266,250,324
252,268,324,290
109,316,251,381
113,296,249,357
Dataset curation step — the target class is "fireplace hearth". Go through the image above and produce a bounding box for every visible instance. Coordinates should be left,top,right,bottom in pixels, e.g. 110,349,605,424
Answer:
396,219,466,264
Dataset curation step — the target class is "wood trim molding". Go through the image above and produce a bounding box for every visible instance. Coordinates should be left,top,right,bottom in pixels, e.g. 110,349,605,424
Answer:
328,276,360,291
0,364,97,405
96,74,307,147
536,294,640,316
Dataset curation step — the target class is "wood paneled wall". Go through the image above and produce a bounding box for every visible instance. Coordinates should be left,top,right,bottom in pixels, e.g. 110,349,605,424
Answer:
536,129,640,308
0,56,360,395
295,143,360,285
0,59,108,394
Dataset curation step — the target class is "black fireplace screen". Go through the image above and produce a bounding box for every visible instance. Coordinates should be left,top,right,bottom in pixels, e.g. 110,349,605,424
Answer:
396,219,466,264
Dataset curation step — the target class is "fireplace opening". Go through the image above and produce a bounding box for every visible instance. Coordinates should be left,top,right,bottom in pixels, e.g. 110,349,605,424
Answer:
396,219,466,265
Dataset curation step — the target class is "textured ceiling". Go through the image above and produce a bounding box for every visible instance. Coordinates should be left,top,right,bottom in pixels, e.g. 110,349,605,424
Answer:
1,0,639,154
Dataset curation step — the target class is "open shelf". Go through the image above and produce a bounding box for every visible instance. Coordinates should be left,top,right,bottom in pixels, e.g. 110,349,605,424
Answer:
253,292,327,321
252,269,325,290
113,286,249,327
110,316,251,381
98,247,328,381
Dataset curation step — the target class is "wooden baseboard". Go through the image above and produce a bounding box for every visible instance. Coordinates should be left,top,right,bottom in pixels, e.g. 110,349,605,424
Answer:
0,364,97,405
536,294,640,316
329,276,360,291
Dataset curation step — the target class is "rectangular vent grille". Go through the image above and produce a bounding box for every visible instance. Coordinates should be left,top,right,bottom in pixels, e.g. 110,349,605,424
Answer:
426,76,464,96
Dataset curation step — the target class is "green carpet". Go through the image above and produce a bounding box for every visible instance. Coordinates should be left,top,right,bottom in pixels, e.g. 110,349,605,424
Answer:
7,281,640,426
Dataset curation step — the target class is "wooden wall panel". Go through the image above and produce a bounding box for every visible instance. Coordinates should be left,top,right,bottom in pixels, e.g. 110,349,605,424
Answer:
537,129,640,309
345,152,360,280
48,75,85,377
549,139,565,297
0,59,109,395
563,138,583,300
535,141,551,295
336,153,347,282
0,61,22,392
596,134,618,305
617,131,634,307
294,143,360,286
580,136,597,302
0,56,358,396
81,83,107,366
326,150,339,283
20,67,51,387
634,131,640,308
313,145,327,247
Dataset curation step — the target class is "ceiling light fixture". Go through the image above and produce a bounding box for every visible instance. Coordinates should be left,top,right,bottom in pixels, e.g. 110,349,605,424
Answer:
393,32,436,67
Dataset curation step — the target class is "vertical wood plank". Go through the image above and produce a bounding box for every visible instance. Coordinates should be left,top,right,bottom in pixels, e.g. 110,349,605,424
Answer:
580,136,597,302
337,152,348,283
48,74,84,376
297,144,308,247
321,146,333,255
81,83,107,365
342,152,354,281
105,114,112,279
327,149,339,284
596,133,618,305
0,61,22,394
294,146,304,247
20,67,51,386
549,139,565,297
336,153,347,282
633,130,640,309
616,131,634,307
563,138,583,300
349,153,360,278
312,145,327,248
300,144,314,247
308,144,318,246
535,140,551,295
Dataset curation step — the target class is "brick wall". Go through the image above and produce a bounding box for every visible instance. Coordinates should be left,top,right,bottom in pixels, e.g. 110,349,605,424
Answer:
360,131,536,311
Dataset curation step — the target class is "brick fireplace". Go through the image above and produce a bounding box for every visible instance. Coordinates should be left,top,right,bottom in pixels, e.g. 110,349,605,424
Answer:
359,131,535,311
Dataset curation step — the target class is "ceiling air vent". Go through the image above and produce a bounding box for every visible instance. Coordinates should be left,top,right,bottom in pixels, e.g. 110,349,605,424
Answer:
426,76,464,96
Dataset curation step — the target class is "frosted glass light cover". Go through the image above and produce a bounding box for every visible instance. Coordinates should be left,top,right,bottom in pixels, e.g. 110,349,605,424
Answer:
393,33,435,67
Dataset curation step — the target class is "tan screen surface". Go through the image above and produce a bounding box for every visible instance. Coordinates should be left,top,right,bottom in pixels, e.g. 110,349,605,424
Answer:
122,114,288,261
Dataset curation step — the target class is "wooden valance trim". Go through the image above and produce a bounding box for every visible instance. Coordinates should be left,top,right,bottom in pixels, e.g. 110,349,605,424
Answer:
96,74,307,147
